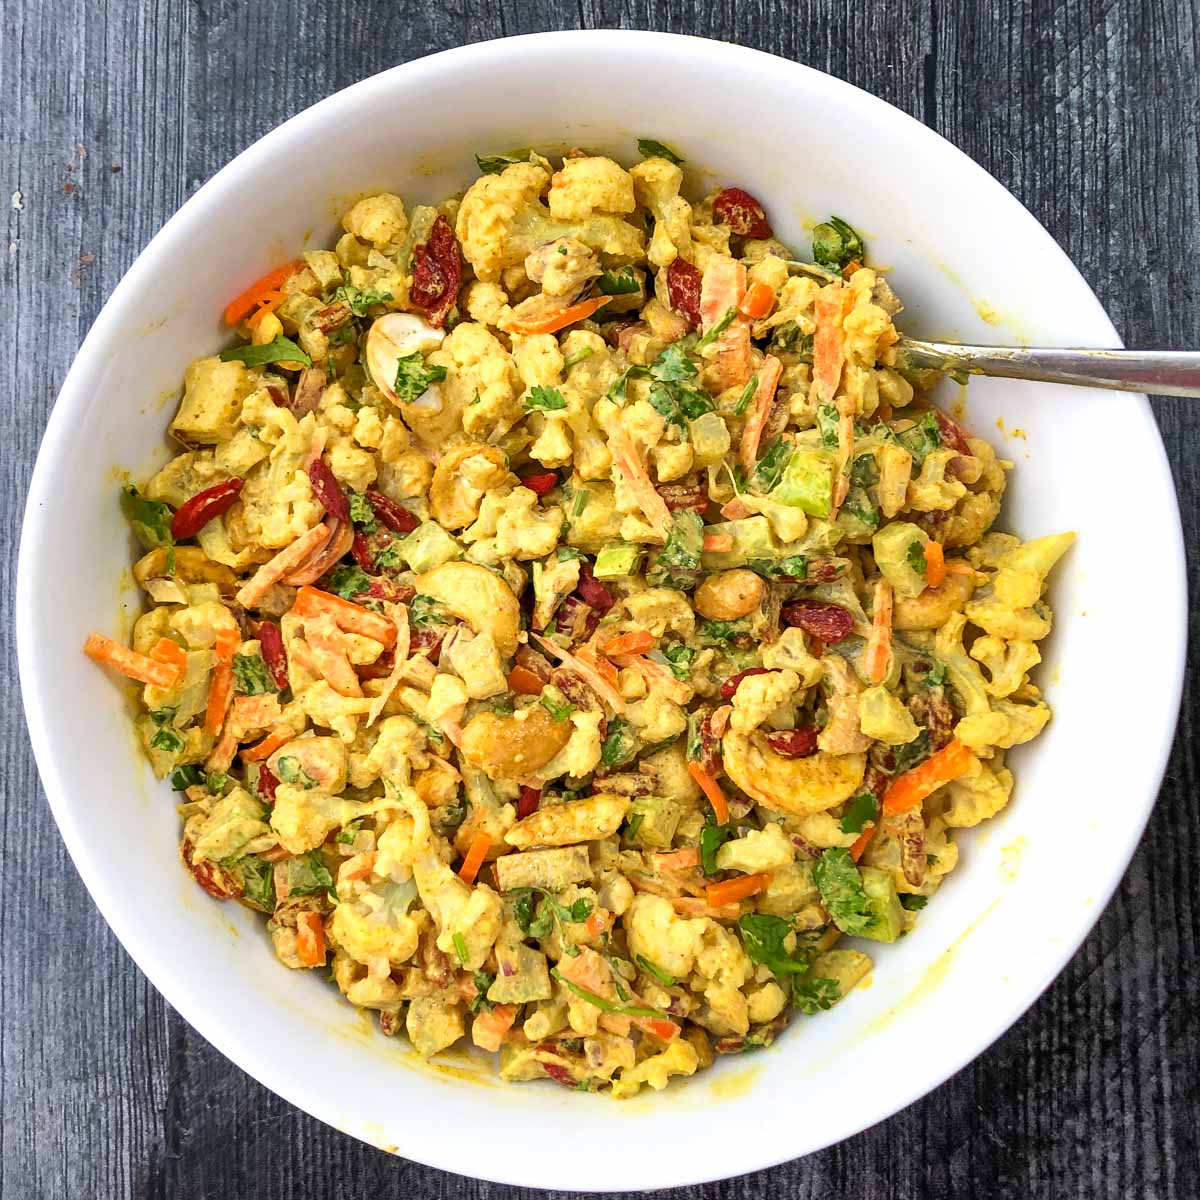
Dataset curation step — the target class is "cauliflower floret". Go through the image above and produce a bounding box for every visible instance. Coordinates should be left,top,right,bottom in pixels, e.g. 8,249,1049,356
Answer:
940,755,1014,828
376,445,434,500
549,156,636,219
455,161,553,282
329,878,421,966
624,895,706,978
747,982,788,1025
971,634,1042,698
351,406,385,450
692,921,753,1035
630,158,692,268
425,321,523,441
907,449,968,512
858,684,920,745
956,698,1051,752
622,588,696,639
412,850,503,969
535,709,604,783
730,669,800,734
529,416,574,468
491,487,564,560
325,435,377,493
427,673,468,730
511,333,564,389
363,715,431,777
652,439,694,482
342,192,408,252
270,785,376,854
463,280,511,327
760,628,824,686
298,680,371,742
627,687,688,744
964,595,1052,642
715,822,795,874
524,237,600,297
611,1039,699,1099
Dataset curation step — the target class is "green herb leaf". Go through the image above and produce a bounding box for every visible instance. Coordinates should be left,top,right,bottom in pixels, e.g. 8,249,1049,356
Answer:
733,375,759,417
906,539,929,577
747,439,791,495
662,643,695,681
231,652,278,696
149,726,185,754
408,594,450,628
348,492,378,530
550,968,667,1019
539,691,576,721
219,335,312,368
562,345,595,370
647,509,704,590
276,756,318,789
121,486,175,568
624,812,645,842
286,851,335,897
896,411,942,466
635,955,677,988
737,914,812,979
206,772,229,795
469,970,496,1012
475,150,534,175
169,764,205,790
816,404,840,447
452,932,470,964
335,819,363,845
332,285,393,316
600,715,638,769
372,544,405,572
695,307,737,349
900,894,928,911
328,565,373,600
236,855,276,912
511,888,593,940
556,546,586,561
839,792,879,835
923,661,948,688
700,819,733,876
812,848,876,937
636,137,683,164
891,729,932,774
793,976,841,1015
697,618,743,646
393,353,447,403
811,216,865,271
597,267,641,295
768,321,814,358
525,385,568,412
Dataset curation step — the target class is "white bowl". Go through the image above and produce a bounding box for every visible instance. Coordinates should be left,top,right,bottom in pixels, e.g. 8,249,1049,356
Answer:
17,30,1186,1190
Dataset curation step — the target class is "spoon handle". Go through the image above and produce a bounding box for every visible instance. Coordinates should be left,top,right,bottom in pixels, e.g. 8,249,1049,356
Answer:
900,339,1200,398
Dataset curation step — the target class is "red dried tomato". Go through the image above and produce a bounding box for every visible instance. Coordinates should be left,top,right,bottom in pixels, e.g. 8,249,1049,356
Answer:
931,408,973,455
517,786,541,820
257,764,279,802
351,531,375,570
170,478,244,540
359,647,395,680
366,489,419,534
409,628,444,664
256,620,289,690
665,258,702,328
719,666,774,700
308,459,351,523
520,470,559,497
765,727,819,759
181,837,242,899
781,601,854,642
576,562,615,613
712,187,772,239
409,215,462,328
366,577,415,605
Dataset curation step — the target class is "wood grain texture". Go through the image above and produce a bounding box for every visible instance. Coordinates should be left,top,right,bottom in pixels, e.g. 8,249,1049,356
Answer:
1,1,1196,1197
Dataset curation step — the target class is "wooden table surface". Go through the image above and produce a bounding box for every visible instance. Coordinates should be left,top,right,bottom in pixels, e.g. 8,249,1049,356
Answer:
3,3,1196,1197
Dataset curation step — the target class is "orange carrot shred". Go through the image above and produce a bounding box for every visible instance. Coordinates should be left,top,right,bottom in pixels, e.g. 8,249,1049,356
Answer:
882,739,976,816
458,832,491,884
738,280,776,319
602,630,655,658
149,637,188,680
506,295,610,336
224,262,302,326
849,824,876,862
703,533,734,553
84,633,182,690
924,541,946,589
863,579,893,685
687,761,730,825
295,912,327,967
706,873,769,908
240,728,292,762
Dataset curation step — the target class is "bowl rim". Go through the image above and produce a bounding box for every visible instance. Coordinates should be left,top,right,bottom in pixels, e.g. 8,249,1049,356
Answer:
17,28,1187,1189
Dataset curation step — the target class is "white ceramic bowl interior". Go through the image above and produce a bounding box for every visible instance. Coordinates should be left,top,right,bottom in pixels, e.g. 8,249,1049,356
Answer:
18,31,1186,1190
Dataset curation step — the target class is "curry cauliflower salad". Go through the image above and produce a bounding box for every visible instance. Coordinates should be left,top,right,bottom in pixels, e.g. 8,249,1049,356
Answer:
85,140,1073,1097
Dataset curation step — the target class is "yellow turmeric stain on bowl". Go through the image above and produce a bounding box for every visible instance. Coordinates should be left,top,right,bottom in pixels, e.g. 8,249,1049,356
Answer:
709,1063,761,1101
999,836,1027,884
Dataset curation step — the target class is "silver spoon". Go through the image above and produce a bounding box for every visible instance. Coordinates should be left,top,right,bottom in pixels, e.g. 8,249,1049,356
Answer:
782,259,1200,397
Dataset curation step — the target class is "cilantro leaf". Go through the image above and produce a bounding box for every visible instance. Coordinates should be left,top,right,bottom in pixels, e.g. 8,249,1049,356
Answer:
597,267,641,295
900,894,928,911
525,385,567,412
839,792,879,835
896,411,942,465
812,848,876,937
169,764,205,790
469,970,496,1012
348,492,378,530
408,594,451,628
891,729,932,774
737,914,812,979
811,216,865,271
328,565,373,600
149,726,185,754
285,851,335,897
636,137,683,164
793,976,841,1015
219,336,312,368
816,403,840,447
231,652,278,696
662,643,695,681
393,353,447,403
700,820,733,876
647,509,704,589
511,888,593,940
332,285,393,316
276,757,318,789
475,149,534,175
906,539,929,577
600,716,637,768
120,486,175,570
747,439,791,495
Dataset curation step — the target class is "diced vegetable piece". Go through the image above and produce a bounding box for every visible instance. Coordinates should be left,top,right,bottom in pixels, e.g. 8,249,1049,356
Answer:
872,522,930,600
624,795,684,850
771,448,835,517
856,867,903,943
593,543,644,579
494,846,592,892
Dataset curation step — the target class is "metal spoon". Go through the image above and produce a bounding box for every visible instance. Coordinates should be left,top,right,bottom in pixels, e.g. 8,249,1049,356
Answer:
783,260,1200,397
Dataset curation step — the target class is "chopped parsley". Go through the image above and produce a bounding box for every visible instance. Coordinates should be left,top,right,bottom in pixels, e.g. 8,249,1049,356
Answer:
812,848,876,937
475,149,534,174
393,353,447,403
747,439,791,494
811,216,865,271
327,565,372,599
408,594,450,628
275,757,318,789
219,335,311,368
120,486,175,571
597,267,641,295
469,970,496,1012
839,792,879,835
236,856,276,911
700,818,733,876
511,888,593,939
896,411,942,465
662,643,695,681
525,385,567,412
816,403,840,447
900,894,928,911
285,851,336,898
647,509,703,590
332,285,393,316
793,977,842,1015
231,652,278,696
697,618,744,646
907,539,929,577
600,716,638,769
636,137,683,164
348,491,378,530
169,764,205,790
149,726,185,754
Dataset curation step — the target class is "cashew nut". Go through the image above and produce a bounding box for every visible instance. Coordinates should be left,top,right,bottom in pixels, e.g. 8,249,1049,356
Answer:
721,729,865,816
415,561,520,658
695,569,765,620
365,313,445,405
429,442,514,530
892,570,975,630
459,704,573,780
504,793,632,849
133,546,238,592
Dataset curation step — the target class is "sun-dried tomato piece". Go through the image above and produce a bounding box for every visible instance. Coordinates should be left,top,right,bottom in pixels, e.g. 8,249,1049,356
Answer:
256,620,289,690
350,531,375,571
688,705,721,777
257,763,279,802
409,215,462,328
367,577,415,605
517,786,541,820
308,459,351,523
781,600,854,642
171,478,244,540
366,489,419,534
712,187,772,239
719,666,774,700
409,628,444,664
521,470,559,497
181,837,242,899
931,408,973,455
765,727,819,759
359,647,395,681
665,258,702,328
575,561,615,613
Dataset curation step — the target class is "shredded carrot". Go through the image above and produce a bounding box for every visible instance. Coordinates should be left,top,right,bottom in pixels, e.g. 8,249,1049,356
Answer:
458,832,491,884
603,420,672,540
943,559,981,577
149,637,188,680
204,629,240,736
739,280,775,320
863,578,893,685
471,1004,519,1052
717,321,754,391
632,1015,680,1043
292,585,397,648
842,259,863,277
603,630,655,658
813,285,850,404
240,727,292,762
506,665,545,695
303,620,363,698
882,739,976,816
295,911,327,968
652,847,701,872
703,533,734,553
849,824,876,862
687,761,730,825
245,289,286,330
224,261,302,326
699,258,747,328
533,635,626,712
259,844,291,863
506,295,610,336
720,497,752,521
585,909,613,938
84,633,182,690
738,353,784,472
706,873,769,908
365,602,410,728
924,542,947,589
670,896,742,920
235,524,333,610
